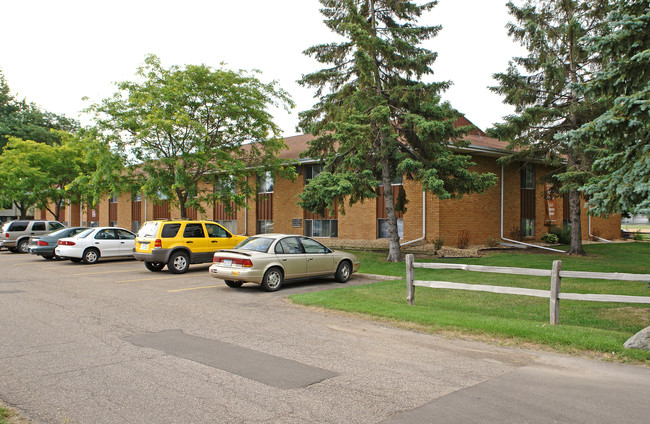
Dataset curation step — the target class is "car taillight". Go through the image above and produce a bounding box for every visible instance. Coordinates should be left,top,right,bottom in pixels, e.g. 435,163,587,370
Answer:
37,240,48,246
154,239,162,248
58,240,75,246
213,256,253,268
4,233,8,238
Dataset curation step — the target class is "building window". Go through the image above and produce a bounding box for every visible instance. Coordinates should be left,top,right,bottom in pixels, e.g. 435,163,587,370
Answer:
258,172,274,194
132,192,142,202
304,164,324,182
132,221,141,233
157,191,168,201
305,219,338,238
109,194,118,203
257,220,273,234
109,221,118,227
521,163,535,190
521,218,534,238
216,220,237,234
378,218,403,239
520,163,536,238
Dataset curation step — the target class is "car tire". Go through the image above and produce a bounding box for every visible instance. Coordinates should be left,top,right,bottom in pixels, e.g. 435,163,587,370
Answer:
144,262,165,272
82,248,100,264
261,267,283,292
42,255,55,260
168,251,190,274
17,239,29,254
335,260,352,283
224,280,243,288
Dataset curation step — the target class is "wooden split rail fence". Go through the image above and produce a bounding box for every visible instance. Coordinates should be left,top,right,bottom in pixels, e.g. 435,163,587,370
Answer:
405,254,650,325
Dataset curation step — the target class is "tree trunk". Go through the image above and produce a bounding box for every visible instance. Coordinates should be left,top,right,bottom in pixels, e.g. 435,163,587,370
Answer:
381,154,401,262
566,189,585,255
178,190,187,219
15,201,29,219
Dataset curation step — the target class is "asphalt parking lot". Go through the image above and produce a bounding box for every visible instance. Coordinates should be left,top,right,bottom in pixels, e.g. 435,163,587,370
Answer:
1,251,650,423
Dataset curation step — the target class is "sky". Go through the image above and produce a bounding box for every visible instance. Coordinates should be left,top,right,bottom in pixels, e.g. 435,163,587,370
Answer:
1,0,526,137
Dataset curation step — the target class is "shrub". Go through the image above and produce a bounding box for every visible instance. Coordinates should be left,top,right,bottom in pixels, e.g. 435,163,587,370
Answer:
541,233,559,244
432,237,444,250
485,237,500,247
457,230,470,249
509,226,521,241
633,230,644,241
549,225,571,244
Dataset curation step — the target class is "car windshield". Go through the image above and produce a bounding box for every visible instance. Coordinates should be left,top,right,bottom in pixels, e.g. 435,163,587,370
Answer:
76,229,94,239
137,222,160,238
235,237,274,253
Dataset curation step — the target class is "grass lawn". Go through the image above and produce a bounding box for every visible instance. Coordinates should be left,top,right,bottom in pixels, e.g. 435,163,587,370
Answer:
289,242,650,364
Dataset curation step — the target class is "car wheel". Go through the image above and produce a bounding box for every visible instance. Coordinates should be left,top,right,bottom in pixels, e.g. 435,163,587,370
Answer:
17,239,29,254
70,258,82,263
168,251,189,274
145,262,165,272
335,260,352,283
82,248,100,264
261,267,283,292
224,280,243,288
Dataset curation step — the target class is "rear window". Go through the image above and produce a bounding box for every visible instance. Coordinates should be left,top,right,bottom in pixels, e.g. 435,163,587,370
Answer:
161,223,181,238
8,221,28,232
49,222,64,231
235,237,274,253
137,222,160,238
76,229,94,239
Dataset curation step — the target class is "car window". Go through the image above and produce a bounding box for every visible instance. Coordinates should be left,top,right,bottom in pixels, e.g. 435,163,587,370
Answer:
9,222,29,232
69,228,88,237
95,229,117,240
235,237,273,253
160,223,181,238
138,221,160,238
183,223,205,238
205,223,229,238
300,237,329,254
32,222,46,231
49,222,64,231
275,237,304,254
48,228,72,238
116,229,135,240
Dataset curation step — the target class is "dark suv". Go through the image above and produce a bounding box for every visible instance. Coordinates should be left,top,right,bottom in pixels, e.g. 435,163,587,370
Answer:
1,220,65,253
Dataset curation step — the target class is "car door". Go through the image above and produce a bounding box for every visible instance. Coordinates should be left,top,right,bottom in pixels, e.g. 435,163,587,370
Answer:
274,237,307,279
300,237,335,277
31,221,47,237
204,223,236,251
182,223,212,262
93,229,121,257
115,229,136,256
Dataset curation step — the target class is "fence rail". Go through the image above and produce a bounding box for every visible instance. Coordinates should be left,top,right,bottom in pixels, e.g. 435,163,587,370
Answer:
405,254,650,324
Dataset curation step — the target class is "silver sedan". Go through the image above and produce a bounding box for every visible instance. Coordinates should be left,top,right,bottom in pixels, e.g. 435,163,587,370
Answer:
209,234,360,291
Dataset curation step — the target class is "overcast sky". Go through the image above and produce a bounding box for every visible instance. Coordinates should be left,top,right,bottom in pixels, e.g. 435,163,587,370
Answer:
1,0,525,137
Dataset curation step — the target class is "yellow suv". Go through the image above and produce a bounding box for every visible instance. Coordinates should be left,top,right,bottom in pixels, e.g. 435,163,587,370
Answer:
133,220,246,273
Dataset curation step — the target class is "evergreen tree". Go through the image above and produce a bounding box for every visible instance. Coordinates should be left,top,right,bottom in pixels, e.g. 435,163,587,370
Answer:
299,0,496,262
567,0,650,215
490,0,612,255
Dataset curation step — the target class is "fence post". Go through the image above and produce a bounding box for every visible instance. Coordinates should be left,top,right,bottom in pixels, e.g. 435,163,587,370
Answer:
550,260,562,325
406,254,415,306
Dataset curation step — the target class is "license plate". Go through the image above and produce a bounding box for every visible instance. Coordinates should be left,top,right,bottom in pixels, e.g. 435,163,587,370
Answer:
222,259,232,267
139,243,149,251
231,271,239,276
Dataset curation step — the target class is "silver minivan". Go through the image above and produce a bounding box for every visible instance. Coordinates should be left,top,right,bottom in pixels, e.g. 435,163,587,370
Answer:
1,220,65,253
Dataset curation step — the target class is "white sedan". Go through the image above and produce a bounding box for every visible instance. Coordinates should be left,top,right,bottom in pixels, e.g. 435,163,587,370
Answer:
55,227,136,264
209,234,360,291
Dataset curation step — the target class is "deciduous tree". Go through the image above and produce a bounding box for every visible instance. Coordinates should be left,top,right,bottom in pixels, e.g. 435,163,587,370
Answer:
89,55,295,219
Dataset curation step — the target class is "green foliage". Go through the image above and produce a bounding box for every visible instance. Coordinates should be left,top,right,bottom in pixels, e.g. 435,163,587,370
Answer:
88,55,295,218
299,1,497,261
549,225,572,244
566,0,650,215
485,237,500,247
432,236,444,250
490,0,613,255
541,233,559,244
0,70,78,150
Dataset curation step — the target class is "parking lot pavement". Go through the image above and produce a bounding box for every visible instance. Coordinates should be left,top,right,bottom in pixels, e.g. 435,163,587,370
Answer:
1,251,650,424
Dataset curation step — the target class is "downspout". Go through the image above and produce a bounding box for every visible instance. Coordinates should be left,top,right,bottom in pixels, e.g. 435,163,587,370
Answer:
500,164,564,253
588,214,612,243
244,196,248,236
144,196,147,223
400,191,426,246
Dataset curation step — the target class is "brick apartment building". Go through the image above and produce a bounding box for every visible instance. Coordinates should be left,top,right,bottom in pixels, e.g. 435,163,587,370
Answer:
36,120,621,245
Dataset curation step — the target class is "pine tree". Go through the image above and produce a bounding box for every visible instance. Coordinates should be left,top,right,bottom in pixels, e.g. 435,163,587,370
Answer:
299,0,496,262
567,0,650,215
490,0,612,255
